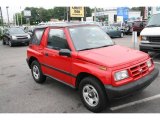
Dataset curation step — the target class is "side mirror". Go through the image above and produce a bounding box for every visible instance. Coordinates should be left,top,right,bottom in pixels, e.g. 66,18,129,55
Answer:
59,49,71,57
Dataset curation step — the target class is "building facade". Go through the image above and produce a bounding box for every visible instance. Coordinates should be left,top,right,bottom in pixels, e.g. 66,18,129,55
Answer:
91,9,141,24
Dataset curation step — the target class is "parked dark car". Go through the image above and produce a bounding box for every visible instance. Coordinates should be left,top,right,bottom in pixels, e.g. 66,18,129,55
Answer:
2,27,31,47
110,23,125,32
132,20,147,35
102,26,124,38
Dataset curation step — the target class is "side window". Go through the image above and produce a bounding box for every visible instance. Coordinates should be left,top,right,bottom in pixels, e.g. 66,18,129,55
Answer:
47,29,70,50
31,29,44,45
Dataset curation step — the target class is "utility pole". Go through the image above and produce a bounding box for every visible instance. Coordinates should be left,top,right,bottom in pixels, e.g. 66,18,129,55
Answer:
67,7,69,22
94,7,96,21
13,14,16,26
0,7,4,28
20,6,23,25
83,7,86,21
6,6,10,26
16,14,19,26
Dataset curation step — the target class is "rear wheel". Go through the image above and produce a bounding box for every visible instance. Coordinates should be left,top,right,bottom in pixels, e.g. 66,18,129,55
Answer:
31,60,46,83
120,32,124,38
79,77,108,112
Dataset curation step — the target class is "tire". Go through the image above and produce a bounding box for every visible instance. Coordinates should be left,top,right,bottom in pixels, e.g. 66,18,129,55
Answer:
8,40,13,47
125,32,129,35
2,39,6,45
25,42,29,46
79,76,108,113
120,32,124,38
31,60,46,83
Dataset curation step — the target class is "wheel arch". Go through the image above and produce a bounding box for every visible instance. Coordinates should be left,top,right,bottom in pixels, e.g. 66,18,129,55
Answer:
28,56,39,68
75,72,106,91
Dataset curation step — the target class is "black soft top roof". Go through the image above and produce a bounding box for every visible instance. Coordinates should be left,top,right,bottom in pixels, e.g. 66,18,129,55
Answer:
33,22,98,30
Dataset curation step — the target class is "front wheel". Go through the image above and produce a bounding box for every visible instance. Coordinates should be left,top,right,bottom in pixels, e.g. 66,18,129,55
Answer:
79,77,108,112
31,60,46,83
2,39,6,45
8,40,13,47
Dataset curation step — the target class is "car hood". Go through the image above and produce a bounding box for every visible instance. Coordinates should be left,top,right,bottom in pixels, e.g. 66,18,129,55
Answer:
11,33,29,36
77,45,149,68
141,27,160,36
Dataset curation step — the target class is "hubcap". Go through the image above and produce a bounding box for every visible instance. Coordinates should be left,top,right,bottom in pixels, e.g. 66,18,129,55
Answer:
82,84,99,107
121,33,124,37
32,65,40,80
9,41,11,46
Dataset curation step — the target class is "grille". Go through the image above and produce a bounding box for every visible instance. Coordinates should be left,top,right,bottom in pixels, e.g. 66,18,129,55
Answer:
148,37,160,42
17,36,28,40
130,62,149,80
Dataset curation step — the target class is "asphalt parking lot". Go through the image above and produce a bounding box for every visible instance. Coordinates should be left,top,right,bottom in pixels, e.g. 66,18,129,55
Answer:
0,35,160,113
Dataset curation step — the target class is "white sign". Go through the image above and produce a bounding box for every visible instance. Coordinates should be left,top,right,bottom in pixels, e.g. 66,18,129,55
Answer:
24,10,31,17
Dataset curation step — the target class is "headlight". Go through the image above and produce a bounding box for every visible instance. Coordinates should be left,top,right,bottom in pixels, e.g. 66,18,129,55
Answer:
147,59,152,68
27,35,31,39
142,36,147,40
114,70,129,81
12,36,17,40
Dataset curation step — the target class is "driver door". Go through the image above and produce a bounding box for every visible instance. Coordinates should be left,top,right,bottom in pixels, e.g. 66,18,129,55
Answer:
42,28,73,85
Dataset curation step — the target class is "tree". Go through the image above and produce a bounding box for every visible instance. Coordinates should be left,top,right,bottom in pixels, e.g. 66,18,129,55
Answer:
14,13,26,25
15,7,92,25
86,7,92,17
52,7,66,20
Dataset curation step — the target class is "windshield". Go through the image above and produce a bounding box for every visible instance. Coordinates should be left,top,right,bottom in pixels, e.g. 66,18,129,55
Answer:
69,26,114,51
9,28,26,34
147,14,160,27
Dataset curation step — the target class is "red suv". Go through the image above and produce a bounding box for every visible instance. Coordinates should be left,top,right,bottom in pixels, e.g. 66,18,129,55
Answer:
132,20,147,35
26,23,159,112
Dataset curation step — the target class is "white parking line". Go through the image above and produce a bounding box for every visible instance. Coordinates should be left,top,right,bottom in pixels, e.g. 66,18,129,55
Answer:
110,94,160,111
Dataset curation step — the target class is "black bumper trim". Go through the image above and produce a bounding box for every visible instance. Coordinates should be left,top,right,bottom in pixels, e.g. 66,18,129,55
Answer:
139,44,160,52
105,68,159,99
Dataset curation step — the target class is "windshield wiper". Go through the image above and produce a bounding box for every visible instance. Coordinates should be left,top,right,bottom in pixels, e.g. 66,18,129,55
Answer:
146,24,160,27
79,44,114,51
79,48,95,51
94,44,114,49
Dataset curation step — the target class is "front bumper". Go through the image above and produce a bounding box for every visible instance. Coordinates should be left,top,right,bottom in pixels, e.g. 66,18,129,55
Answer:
105,68,159,100
11,39,30,45
139,43,160,52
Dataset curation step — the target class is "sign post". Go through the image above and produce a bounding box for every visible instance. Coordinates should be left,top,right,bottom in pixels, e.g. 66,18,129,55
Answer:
132,31,138,49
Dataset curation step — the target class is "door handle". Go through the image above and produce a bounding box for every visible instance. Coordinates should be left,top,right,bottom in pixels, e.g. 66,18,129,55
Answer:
44,52,49,56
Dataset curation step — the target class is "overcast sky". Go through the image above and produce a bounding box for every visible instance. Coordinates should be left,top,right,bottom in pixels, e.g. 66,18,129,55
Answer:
0,0,160,22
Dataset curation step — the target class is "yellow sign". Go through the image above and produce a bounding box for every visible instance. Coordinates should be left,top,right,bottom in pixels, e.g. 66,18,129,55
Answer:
70,7,84,17
117,16,123,22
